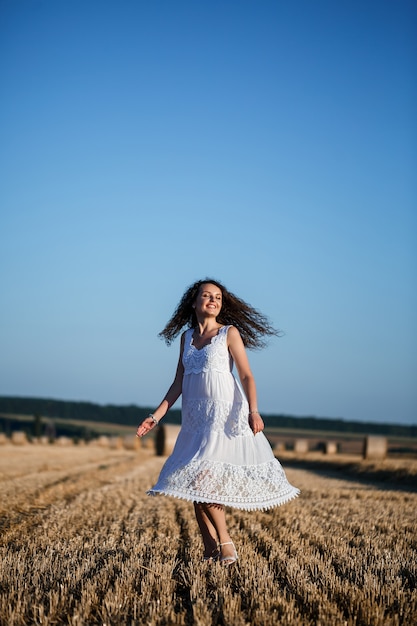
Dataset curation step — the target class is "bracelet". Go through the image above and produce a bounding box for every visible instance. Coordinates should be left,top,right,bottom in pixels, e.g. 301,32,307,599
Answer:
249,409,259,415
148,414,159,425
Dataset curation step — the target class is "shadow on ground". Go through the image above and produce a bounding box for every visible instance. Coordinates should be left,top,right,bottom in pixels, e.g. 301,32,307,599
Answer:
281,456,417,492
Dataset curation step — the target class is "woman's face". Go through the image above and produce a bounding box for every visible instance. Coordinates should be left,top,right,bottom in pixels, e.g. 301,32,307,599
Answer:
194,283,223,318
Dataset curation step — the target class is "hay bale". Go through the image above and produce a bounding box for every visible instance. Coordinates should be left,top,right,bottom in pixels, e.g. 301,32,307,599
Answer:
155,424,181,456
96,435,110,448
11,431,28,446
273,441,285,454
56,436,73,446
154,425,165,456
325,441,338,455
109,436,123,450
0,433,8,445
294,439,309,454
123,435,140,450
363,436,387,460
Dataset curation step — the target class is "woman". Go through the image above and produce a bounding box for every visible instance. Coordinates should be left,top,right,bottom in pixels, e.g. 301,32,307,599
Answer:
136,278,299,565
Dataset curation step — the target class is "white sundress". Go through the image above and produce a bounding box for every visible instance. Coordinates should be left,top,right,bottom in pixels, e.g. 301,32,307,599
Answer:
148,325,300,510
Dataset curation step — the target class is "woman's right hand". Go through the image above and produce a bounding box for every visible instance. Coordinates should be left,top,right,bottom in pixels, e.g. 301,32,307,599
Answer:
136,416,158,438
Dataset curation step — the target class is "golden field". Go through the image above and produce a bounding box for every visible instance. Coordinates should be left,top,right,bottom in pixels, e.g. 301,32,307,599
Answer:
0,443,416,626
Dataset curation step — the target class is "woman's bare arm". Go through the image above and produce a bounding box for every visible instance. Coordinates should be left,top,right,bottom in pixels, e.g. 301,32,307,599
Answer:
136,334,185,437
227,326,264,434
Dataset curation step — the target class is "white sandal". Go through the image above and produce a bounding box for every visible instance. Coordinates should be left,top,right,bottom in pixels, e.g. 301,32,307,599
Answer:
219,541,238,566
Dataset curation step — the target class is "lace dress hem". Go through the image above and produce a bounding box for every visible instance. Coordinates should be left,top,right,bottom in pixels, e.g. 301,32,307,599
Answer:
146,488,299,511
147,457,300,511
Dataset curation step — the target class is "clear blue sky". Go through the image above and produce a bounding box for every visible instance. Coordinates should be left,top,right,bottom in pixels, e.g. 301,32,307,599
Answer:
1,0,416,425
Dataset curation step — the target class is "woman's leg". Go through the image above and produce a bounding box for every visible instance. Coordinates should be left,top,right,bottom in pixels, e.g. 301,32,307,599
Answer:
194,503,219,557
203,504,235,560
193,502,235,560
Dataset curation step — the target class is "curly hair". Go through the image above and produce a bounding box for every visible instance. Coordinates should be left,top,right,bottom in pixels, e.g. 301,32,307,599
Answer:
158,278,280,349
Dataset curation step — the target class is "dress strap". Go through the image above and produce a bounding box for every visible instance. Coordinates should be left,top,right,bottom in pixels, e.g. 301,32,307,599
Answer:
220,325,231,337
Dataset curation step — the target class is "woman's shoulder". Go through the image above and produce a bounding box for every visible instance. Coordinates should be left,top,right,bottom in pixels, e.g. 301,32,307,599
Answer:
223,325,242,341
180,327,193,344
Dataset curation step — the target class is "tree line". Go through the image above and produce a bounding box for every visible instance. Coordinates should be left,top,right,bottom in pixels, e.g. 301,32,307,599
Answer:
0,395,415,438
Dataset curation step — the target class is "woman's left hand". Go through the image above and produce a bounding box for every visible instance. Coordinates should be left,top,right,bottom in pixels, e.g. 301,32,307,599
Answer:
249,412,264,435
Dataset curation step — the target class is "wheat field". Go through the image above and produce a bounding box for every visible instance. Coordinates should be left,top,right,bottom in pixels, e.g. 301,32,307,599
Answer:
0,443,416,626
